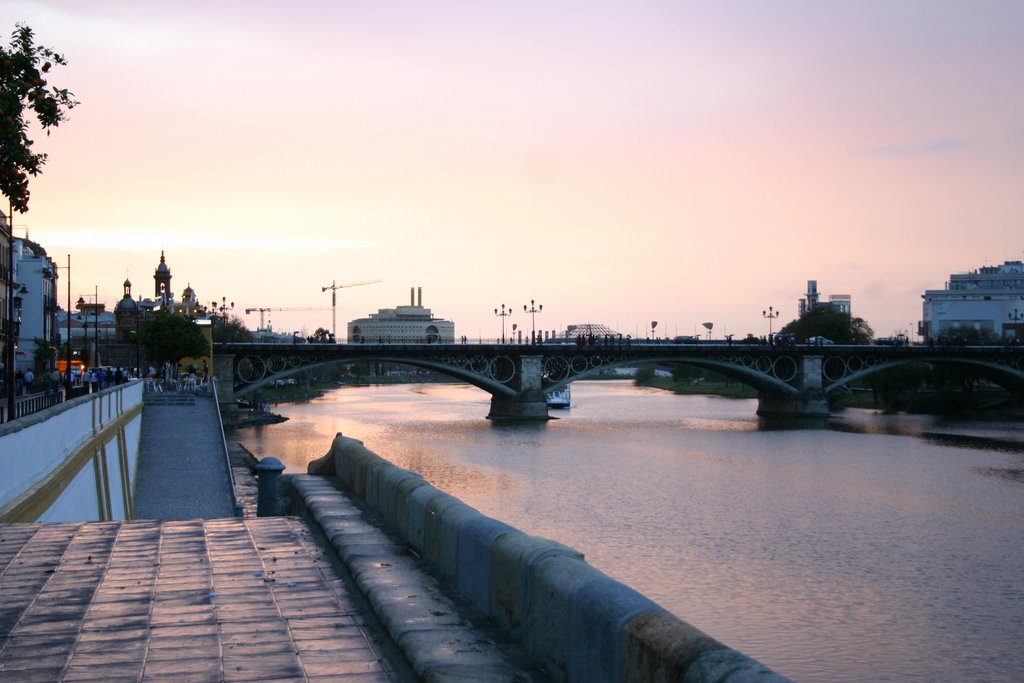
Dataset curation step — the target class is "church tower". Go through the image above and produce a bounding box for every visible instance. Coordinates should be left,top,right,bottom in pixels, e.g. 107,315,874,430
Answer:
114,278,140,342
154,250,172,303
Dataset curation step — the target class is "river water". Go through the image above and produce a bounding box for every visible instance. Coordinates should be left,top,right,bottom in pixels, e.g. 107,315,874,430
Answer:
234,381,1024,681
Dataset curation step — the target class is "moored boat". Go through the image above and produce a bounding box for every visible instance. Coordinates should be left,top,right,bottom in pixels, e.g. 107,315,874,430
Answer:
546,386,571,408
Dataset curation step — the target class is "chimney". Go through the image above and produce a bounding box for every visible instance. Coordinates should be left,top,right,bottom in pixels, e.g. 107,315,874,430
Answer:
410,287,415,306
417,287,422,307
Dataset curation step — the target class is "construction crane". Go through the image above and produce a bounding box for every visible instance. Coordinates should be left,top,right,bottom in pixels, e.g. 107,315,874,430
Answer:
243,307,330,333
322,279,381,340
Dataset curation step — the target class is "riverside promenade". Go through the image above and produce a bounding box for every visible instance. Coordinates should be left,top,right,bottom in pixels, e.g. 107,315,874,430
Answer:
0,390,538,682
1,387,787,682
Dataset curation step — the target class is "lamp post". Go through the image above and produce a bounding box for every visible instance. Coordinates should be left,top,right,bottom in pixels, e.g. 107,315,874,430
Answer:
524,299,543,344
53,255,73,392
494,304,512,343
210,297,234,323
762,306,779,336
5,284,26,419
76,287,104,369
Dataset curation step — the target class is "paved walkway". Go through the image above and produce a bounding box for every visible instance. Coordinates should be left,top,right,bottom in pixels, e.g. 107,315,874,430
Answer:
0,517,399,682
0,392,542,682
134,394,235,520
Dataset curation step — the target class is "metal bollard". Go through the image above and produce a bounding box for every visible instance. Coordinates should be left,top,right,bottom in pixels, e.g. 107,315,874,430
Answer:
254,456,286,517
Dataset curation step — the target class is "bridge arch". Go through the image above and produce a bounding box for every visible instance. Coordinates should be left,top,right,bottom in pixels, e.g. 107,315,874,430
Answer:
822,354,1024,395
540,356,800,396
232,354,518,399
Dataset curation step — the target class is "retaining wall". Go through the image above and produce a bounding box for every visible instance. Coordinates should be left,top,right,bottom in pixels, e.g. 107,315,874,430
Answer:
306,433,789,683
0,382,144,522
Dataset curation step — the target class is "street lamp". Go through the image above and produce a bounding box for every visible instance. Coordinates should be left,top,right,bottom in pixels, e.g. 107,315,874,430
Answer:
53,255,73,392
210,297,234,322
524,299,543,344
494,304,512,343
76,287,104,369
762,306,779,336
5,283,26,418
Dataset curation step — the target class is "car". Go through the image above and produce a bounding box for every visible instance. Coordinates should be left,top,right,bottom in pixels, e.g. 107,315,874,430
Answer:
807,336,834,346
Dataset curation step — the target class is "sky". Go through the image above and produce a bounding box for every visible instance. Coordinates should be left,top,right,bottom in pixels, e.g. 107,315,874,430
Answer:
4,0,1023,341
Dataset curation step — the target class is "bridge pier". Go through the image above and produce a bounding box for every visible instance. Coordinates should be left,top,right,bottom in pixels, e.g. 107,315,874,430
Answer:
487,393,551,421
213,354,241,425
756,355,831,418
486,355,551,421
756,391,831,418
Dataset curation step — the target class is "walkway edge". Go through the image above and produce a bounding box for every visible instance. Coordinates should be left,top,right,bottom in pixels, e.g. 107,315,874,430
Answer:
290,433,791,683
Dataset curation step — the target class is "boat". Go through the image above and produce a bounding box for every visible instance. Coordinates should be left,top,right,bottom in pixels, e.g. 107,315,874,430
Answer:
546,386,571,408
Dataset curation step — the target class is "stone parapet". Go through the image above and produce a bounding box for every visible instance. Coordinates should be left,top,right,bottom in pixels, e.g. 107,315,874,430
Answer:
300,433,790,682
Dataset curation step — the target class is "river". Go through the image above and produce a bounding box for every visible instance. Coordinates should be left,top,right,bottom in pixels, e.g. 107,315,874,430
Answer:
233,380,1024,682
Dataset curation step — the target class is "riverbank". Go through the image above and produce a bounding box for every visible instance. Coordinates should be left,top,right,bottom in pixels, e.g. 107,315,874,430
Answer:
639,376,1020,415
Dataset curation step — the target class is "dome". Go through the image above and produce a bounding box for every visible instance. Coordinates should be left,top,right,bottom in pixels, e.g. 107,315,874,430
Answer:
156,250,170,273
115,296,139,313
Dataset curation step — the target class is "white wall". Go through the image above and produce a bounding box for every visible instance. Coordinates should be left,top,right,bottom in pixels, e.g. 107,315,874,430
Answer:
0,382,143,521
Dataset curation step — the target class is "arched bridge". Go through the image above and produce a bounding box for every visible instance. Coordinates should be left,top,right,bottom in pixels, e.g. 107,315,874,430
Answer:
213,342,1024,420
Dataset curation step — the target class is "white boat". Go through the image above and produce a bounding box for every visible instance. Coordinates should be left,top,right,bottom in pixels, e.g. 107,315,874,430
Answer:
546,386,571,408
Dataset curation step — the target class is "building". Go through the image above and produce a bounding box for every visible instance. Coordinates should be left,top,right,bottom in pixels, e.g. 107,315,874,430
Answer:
1,211,16,382
9,237,60,372
921,259,1024,341
348,287,455,343
798,280,852,318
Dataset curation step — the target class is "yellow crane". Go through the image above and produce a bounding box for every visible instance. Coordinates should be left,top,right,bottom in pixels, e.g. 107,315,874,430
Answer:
322,279,381,340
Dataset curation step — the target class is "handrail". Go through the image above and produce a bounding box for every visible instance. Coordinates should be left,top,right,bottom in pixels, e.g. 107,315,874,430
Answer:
211,378,243,517
0,386,67,423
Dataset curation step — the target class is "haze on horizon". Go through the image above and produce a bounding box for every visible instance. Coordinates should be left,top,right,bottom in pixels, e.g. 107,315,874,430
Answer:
5,1,1022,341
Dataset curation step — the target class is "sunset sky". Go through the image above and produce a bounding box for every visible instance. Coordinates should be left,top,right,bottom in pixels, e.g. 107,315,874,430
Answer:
5,1,1023,341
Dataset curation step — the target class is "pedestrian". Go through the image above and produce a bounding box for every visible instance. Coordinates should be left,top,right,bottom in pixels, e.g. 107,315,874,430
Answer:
23,368,34,394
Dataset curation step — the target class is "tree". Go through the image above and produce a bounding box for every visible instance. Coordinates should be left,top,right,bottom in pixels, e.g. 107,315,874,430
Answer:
780,307,874,344
32,336,55,370
139,311,209,372
634,364,656,386
307,327,333,343
212,314,252,343
1,23,78,213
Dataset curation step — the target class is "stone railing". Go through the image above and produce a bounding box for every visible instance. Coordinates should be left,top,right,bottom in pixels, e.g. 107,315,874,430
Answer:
301,434,789,683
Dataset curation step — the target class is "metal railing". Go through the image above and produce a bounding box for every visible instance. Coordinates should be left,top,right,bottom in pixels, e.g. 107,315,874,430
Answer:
0,386,65,423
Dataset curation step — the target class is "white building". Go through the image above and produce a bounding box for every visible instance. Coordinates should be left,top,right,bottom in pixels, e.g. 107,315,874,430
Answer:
921,260,1024,341
12,237,60,372
348,287,455,343
798,280,852,318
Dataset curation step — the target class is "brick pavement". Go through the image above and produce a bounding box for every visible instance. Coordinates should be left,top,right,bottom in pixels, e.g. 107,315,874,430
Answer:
0,517,399,682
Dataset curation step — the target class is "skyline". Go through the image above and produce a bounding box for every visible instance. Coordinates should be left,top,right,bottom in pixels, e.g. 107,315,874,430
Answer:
4,1,1023,340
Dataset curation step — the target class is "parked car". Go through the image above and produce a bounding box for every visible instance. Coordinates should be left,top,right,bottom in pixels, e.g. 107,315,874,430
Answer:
807,336,834,346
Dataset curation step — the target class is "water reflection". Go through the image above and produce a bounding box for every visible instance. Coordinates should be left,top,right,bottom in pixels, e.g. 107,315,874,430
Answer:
234,381,1024,682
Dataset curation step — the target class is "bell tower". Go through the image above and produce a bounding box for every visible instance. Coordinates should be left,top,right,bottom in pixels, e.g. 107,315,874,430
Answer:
154,250,172,303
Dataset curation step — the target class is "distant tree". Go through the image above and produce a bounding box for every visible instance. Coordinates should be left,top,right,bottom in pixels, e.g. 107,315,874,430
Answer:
780,308,874,344
139,311,208,372
307,327,333,343
212,314,252,343
0,23,78,213
634,364,656,386
671,363,701,384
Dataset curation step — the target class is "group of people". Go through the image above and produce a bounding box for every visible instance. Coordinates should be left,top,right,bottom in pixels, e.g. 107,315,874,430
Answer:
75,366,136,392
